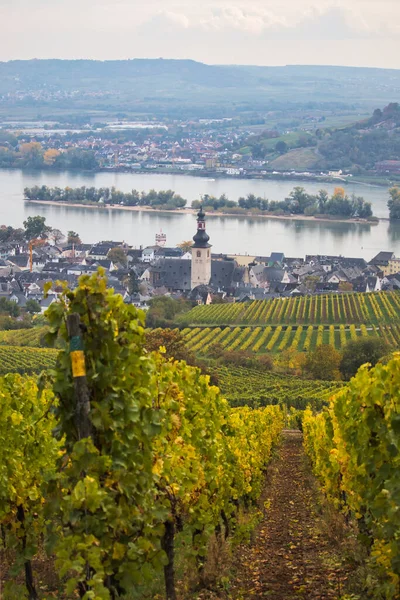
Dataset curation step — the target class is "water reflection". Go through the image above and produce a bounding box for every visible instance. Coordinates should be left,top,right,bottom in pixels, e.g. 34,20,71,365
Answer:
0,168,399,258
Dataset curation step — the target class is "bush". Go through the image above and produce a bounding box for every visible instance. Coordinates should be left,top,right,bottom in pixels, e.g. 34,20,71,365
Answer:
340,337,388,380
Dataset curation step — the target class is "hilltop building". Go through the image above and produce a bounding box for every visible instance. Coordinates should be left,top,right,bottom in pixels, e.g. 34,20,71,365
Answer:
191,206,212,289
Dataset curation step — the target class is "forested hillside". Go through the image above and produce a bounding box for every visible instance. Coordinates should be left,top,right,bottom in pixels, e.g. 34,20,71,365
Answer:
241,103,400,171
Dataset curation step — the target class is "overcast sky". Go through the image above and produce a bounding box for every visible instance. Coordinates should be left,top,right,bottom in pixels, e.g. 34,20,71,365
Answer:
1,0,399,68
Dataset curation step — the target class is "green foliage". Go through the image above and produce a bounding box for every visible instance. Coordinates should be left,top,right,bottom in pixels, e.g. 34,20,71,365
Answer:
67,230,81,245
45,270,165,597
0,297,20,317
340,337,389,380
388,186,400,221
303,353,400,597
23,215,50,240
24,186,185,209
25,299,41,314
146,296,192,328
107,246,127,267
190,187,373,219
305,344,342,381
42,270,284,598
0,374,60,598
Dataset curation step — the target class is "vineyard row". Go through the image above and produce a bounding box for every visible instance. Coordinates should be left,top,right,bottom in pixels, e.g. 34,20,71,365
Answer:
179,291,400,326
181,323,400,354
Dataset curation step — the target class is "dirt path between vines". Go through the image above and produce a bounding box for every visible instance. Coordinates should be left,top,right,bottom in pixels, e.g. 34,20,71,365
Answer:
224,431,355,600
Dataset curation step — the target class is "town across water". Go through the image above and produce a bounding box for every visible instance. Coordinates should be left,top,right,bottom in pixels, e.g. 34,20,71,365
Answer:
1,168,400,259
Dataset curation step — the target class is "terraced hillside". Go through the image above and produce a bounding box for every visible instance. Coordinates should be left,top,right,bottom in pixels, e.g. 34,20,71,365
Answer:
179,291,400,326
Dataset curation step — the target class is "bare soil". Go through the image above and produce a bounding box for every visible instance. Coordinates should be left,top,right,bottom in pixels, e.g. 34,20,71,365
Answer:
204,431,357,600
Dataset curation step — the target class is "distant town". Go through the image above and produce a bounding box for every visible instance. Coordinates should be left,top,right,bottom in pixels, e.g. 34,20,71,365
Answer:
0,210,399,315
1,102,400,185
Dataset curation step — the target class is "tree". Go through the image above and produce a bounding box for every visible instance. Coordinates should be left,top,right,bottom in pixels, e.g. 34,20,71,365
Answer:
23,216,50,241
25,299,41,314
316,189,329,213
275,140,288,154
177,240,193,253
67,230,81,245
340,337,388,380
49,228,65,245
305,344,341,380
0,297,20,317
108,246,127,267
146,296,192,328
19,142,43,167
388,187,400,221
125,270,140,295
144,329,196,364
43,148,60,165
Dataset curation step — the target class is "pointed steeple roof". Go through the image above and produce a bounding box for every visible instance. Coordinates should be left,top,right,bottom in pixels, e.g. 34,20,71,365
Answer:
192,205,211,248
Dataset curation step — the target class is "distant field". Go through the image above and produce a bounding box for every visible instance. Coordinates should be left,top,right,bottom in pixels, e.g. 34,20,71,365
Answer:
0,346,57,375
179,292,400,326
269,148,321,170
0,326,49,347
181,322,399,355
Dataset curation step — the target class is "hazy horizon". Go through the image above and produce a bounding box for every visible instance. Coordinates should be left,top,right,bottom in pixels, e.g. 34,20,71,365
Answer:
1,0,400,70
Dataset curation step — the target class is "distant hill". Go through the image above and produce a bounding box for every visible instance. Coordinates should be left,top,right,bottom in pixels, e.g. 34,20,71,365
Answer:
1,59,400,119
241,103,400,172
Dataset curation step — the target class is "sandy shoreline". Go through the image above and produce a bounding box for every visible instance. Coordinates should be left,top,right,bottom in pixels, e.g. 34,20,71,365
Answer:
25,199,380,225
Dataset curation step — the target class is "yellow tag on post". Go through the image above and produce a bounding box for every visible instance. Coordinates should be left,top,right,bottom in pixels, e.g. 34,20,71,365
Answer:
71,350,86,377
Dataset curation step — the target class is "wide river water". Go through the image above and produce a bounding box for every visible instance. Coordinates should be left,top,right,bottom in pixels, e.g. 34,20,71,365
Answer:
1,169,399,260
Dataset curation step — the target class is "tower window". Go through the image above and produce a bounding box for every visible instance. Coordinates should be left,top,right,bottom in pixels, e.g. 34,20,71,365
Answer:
207,250,210,257
197,251,201,258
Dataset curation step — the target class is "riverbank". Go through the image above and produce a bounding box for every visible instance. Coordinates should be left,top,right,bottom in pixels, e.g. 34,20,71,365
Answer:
2,165,396,187
25,199,380,225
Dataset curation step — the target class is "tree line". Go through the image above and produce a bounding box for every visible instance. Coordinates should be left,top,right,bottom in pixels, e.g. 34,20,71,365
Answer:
0,140,98,170
193,186,374,219
24,185,186,209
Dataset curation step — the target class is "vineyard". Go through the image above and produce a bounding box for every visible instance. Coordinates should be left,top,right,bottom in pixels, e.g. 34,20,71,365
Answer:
179,291,400,326
0,345,58,375
0,272,287,600
216,365,342,410
0,326,49,347
182,322,400,354
303,354,400,597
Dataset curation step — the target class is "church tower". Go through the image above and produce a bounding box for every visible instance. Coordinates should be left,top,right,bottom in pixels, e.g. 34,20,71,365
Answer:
191,205,212,289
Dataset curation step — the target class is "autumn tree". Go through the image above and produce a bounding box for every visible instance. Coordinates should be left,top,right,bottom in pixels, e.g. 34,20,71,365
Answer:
144,328,195,364
177,240,193,253
305,344,341,380
19,142,43,167
43,148,60,165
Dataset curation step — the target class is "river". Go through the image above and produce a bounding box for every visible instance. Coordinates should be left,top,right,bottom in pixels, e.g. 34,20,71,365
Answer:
1,169,399,260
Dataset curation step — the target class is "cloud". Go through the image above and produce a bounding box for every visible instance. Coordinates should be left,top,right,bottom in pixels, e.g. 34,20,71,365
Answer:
139,4,399,40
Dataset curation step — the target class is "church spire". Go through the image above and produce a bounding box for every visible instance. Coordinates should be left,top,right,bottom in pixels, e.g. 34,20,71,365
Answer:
192,205,211,248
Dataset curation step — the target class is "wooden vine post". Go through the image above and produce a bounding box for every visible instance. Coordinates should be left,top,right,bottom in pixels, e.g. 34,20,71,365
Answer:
66,313,92,440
